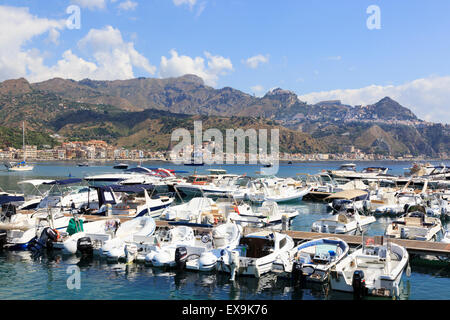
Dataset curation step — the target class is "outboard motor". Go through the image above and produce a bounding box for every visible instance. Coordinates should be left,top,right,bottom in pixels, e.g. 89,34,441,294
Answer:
291,261,306,286
29,227,59,252
77,237,93,256
175,246,188,270
352,270,366,299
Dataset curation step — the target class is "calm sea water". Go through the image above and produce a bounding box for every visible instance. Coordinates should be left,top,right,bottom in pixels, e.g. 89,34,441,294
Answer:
0,160,449,300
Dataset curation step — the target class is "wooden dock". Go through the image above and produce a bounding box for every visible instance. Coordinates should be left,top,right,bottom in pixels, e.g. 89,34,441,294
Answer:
155,221,450,258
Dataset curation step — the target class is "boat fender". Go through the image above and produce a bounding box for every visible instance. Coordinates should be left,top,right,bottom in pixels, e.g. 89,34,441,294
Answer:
175,247,188,270
352,270,366,299
229,251,239,282
77,237,93,256
406,263,411,277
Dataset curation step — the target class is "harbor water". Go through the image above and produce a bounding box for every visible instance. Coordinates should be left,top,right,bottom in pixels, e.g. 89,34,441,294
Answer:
0,160,449,300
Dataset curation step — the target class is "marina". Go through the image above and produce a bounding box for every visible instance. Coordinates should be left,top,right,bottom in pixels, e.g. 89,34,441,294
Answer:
0,160,449,300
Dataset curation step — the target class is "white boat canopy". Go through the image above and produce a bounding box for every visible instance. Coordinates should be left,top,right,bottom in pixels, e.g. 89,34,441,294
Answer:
325,189,368,201
18,180,56,187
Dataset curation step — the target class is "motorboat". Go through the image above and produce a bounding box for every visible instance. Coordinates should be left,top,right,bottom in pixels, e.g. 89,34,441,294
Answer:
144,226,201,267
217,231,295,280
329,235,409,298
37,179,99,211
91,184,174,218
0,205,74,251
161,197,298,230
274,237,350,283
247,179,311,204
173,173,246,198
325,189,371,213
228,200,299,230
423,194,449,219
373,191,423,216
101,216,156,261
185,223,243,272
72,216,156,258
329,164,389,180
311,208,376,235
84,166,171,185
385,211,442,241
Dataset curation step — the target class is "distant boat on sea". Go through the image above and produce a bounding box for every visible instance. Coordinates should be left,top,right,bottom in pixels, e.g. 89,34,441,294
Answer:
4,122,34,172
113,163,129,170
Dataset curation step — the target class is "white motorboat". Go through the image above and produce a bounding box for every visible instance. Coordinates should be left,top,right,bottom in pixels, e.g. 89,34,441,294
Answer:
37,179,99,211
329,164,389,180
92,185,174,219
247,179,311,204
73,216,156,259
385,211,442,241
325,189,371,213
229,201,299,230
145,226,199,267
0,207,74,250
217,230,295,280
101,216,156,261
373,191,422,216
311,208,376,235
330,235,409,298
185,223,243,272
273,237,350,283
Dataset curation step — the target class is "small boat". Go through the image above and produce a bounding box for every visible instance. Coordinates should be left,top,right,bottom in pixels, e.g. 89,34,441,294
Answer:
145,226,198,267
274,237,350,283
5,122,34,172
329,235,409,298
1,208,74,251
217,230,295,280
72,216,156,258
325,189,371,213
185,223,243,272
247,179,311,204
311,208,376,235
385,210,442,241
101,216,156,261
77,162,89,167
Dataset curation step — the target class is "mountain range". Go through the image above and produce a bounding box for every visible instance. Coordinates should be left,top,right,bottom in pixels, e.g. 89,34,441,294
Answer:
0,75,448,157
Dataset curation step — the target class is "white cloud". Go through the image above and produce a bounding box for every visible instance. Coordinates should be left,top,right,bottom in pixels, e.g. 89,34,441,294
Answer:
173,0,197,8
298,76,450,123
243,54,269,69
118,0,138,11
159,49,233,87
0,6,155,82
250,85,265,96
0,5,66,81
71,0,107,10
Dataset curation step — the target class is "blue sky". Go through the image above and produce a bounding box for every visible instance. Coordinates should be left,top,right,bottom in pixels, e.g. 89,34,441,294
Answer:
1,0,450,123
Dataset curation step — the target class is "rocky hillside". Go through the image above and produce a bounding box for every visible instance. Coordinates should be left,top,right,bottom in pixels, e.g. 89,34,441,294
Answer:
0,76,447,156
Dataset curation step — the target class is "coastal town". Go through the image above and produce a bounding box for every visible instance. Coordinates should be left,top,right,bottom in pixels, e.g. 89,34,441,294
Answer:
0,139,446,163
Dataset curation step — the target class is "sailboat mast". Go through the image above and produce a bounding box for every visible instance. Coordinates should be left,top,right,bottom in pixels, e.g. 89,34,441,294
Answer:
23,122,26,162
